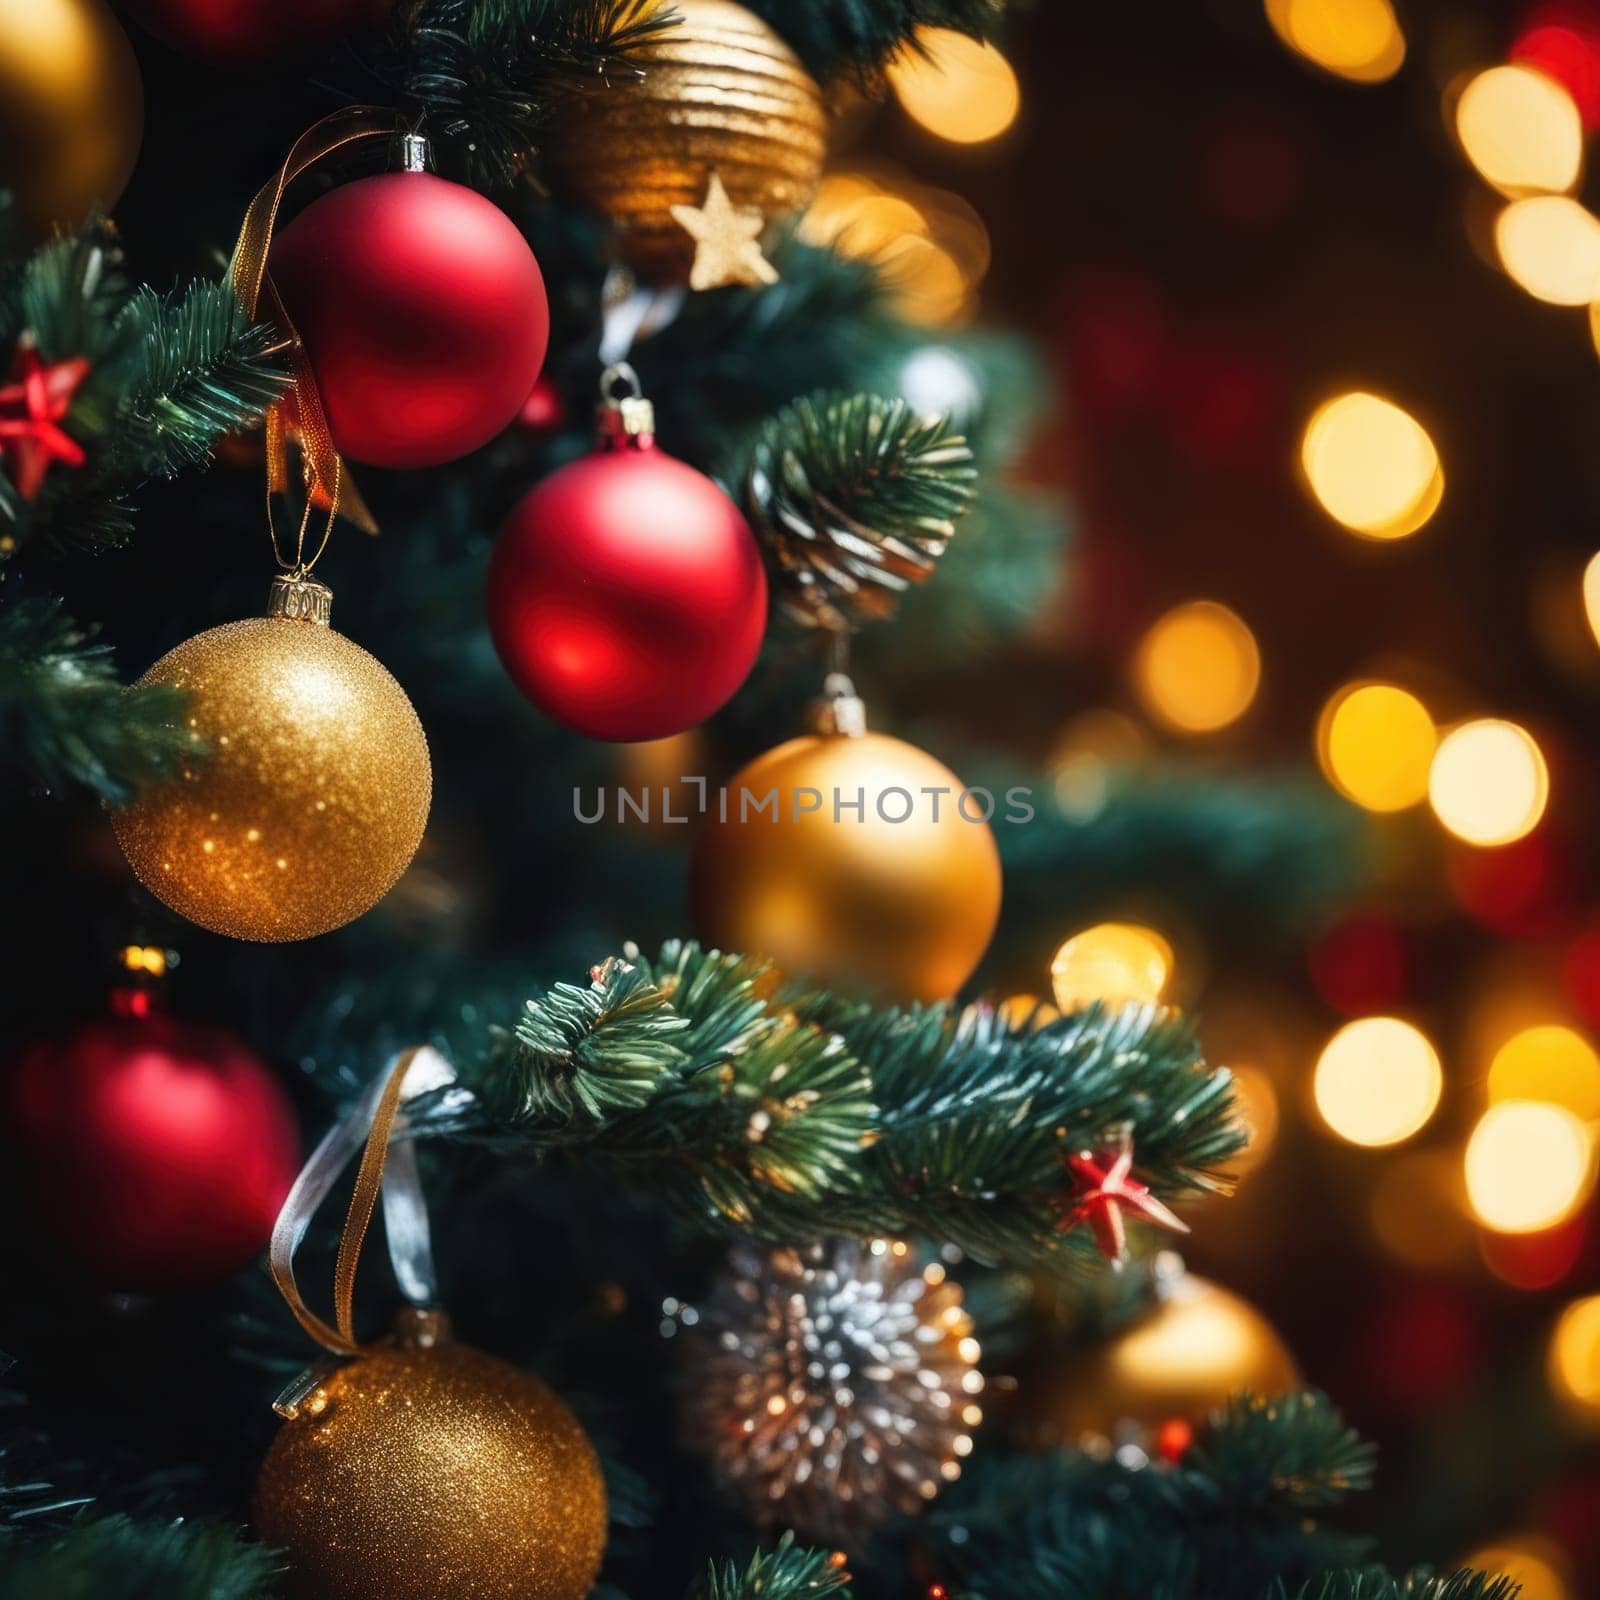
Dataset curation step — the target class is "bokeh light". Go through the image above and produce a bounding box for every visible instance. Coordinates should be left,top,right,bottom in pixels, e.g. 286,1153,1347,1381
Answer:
1464,1535,1575,1600
1313,1017,1443,1147
1370,1151,1476,1268
1050,923,1173,1012
888,29,1020,145
1316,682,1436,810
1264,0,1406,84
1231,1064,1282,1173
1132,601,1261,733
1514,6,1600,130
1428,719,1549,846
1488,1025,1600,1119
1495,195,1600,303
1582,550,1600,647
1548,1295,1600,1424
1454,64,1584,196
1299,393,1443,539
1464,1100,1595,1232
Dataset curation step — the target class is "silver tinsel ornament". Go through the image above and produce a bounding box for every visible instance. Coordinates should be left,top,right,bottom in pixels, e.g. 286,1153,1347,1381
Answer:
674,1239,984,1545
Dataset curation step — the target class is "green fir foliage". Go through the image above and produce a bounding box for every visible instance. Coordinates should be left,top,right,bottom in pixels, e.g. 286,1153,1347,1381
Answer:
743,0,1002,83
735,391,977,630
0,1517,281,1600
691,1532,853,1599
0,596,199,804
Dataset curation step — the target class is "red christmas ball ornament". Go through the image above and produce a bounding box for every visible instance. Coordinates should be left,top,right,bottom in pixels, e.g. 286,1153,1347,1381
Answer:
487,365,768,742
270,143,548,468
9,1008,299,1291
123,0,389,65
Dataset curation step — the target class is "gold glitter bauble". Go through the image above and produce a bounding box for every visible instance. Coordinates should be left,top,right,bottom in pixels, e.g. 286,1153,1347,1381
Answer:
110,582,430,942
689,726,1002,1003
255,1333,607,1600
0,0,143,238
1020,1276,1300,1446
545,0,826,281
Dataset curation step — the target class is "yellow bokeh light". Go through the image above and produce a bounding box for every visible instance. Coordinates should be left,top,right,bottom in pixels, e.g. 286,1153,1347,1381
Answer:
1549,1296,1600,1424
1489,1025,1600,1120
1428,718,1549,846
1455,65,1584,197
1231,1065,1281,1173
1264,0,1405,84
889,29,1020,145
1051,923,1172,1012
1496,196,1600,304
1132,601,1261,734
1464,1100,1595,1233
1316,681,1436,811
1300,392,1443,539
1582,551,1600,649
1465,1537,1574,1600
1370,1150,1476,1268
1314,1017,1443,1147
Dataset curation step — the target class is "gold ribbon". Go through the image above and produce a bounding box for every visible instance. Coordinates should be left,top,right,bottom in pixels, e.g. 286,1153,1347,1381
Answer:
269,1047,417,1356
229,106,399,544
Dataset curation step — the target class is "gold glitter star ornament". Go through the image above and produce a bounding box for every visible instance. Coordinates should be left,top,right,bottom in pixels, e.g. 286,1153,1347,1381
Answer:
109,575,431,942
671,172,780,291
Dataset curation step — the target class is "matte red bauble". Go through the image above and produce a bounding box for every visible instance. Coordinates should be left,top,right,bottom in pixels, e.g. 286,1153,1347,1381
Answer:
124,0,388,65
270,170,548,468
9,1012,300,1291
487,370,768,742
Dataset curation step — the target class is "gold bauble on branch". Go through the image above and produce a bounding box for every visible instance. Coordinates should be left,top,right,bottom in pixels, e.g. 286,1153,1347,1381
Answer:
0,0,143,238
545,0,826,281
255,1312,608,1600
110,576,430,942
1019,1274,1300,1446
689,679,1002,1003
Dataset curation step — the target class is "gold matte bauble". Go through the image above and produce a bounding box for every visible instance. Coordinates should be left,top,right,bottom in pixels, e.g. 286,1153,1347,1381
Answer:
110,586,430,942
1022,1276,1300,1446
0,0,143,237
545,0,826,281
255,1334,607,1600
690,729,1003,1003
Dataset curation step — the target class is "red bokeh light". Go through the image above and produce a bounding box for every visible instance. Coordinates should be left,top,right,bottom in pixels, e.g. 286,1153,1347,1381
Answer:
1308,915,1410,1015
1513,6,1600,131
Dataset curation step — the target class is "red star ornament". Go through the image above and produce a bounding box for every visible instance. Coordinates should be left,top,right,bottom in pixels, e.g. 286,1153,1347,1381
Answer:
1057,1132,1189,1267
0,338,90,500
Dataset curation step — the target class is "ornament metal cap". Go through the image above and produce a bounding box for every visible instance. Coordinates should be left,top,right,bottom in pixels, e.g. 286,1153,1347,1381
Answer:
395,131,431,173
596,361,655,446
268,573,334,626
809,672,868,738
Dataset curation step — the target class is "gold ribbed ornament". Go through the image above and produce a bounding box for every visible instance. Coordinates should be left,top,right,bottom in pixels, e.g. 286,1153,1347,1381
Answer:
0,0,143,238
255,1314,608,1600
546,0,826,281
110,579,430,942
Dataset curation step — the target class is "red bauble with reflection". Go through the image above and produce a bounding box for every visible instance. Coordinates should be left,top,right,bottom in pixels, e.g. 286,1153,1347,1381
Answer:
487,384,767,742
124,0,389,65
270,170,548,468
9,1008,299,1291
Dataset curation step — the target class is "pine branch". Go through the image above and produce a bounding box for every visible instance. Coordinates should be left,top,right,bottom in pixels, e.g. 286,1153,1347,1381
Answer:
741,0,1002,84
404,0,680,190
691,1533,853,1599
0,1517,282,1600
405,941,1239,1267
0,596,201,804
735,391,977,630
1283,1576,1520,1600
1191,1393,1375,1513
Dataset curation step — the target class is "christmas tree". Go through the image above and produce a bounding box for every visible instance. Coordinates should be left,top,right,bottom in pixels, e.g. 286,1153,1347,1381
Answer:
1,2,1589,1596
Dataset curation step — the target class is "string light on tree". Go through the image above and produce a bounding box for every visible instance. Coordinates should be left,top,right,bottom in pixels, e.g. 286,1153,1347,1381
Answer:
888,27,1020,145
1428,718,1549,846
1050,923,1173,1011
1316,681,1436,811
1132,600,1260,734
1299,393,1443,540
1488,1025,1600,1118
1263,0,1405,84
1464,1099,1595,1233
1313,1016,1442,1147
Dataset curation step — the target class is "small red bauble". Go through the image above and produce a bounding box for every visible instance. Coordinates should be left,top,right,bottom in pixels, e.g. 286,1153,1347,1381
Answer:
123,0,389,65
270,169,549,468
9,1012,300,1291
487,371,767,742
